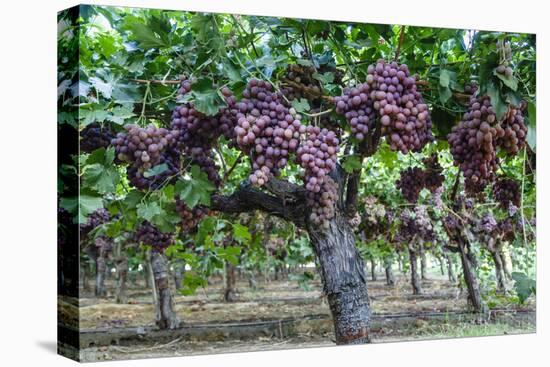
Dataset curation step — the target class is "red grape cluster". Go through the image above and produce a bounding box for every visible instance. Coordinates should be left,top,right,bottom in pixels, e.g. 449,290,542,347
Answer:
478,213,498,234
448,93,528,194
362,196,388,238
111,124,180,190
170,77,238,186
80,208,110,236
176,199,210,232
448,95,501,194
396,167,425,203
333,83,374,141
135,221,174,253
422,154,445,193
295,126,340,227
368,60,433,153
498,106,528,155
234,79,304,186
397,206,434,242
125,145,181,190
492,177,521,210
80,123,114,153
306,176,338,229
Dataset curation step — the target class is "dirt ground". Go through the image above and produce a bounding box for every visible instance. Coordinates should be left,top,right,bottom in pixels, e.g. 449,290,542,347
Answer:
60,269,536,362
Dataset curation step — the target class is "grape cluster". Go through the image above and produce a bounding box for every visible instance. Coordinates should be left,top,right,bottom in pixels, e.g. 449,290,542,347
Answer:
448,93,528,195
234,79,304,186
283,64,322,101
422,154,445,192
135,221,174,253
333,83,374,141
499,218,515,241
362,196,388,239
80,123,114,152
396,167,425,203
478,213,498,234
306,176,338,229
111,124,180,190
296,126,340,227
498,105,528,155
126,145,181,190
448,95,501,194
368,60,433,152
80,208,110,236
170,77,238,186
397,206,434,243
493,177,521,210
176,199,210,232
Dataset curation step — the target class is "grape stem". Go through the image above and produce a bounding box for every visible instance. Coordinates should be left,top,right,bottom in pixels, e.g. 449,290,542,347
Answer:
394,26,406,61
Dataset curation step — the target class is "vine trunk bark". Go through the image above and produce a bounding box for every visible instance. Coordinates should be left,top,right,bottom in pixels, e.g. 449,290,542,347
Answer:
420,243,428,280
308,214,371,345
445,253,457,283
148,250,179,329
224,260,237,302
457,236,484,313
370,258,377,281
114,253,128,304
491,250,506,292
384,258,395,286
408,245,422,295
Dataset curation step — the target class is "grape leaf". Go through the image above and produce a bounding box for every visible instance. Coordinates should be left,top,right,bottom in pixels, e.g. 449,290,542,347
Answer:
136,201,162,221
291,98,310,113
89,76,113,99
175,165,216,208
233,223,251,243
494,69,518,91
127,20,168,49
144,163,169,178
61,195,104,224
512,272,536,304
313,72,334,84
341,155,363,173
486,82,508,120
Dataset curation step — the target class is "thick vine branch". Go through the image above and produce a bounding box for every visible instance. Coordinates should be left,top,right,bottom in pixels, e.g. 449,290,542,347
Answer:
211,178,307,227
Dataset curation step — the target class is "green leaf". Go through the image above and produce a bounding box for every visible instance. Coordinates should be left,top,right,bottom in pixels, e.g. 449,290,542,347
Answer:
82,163,119,194
526,101,536,151
438,85,452,104
144,163,169,178
341,155,363,173
174,165,216,208
233,223,251,243
487,82,508,120
439,69,453,88
127,20,168,49
136,201,162,221
512,272,536,304
61,195,104,224
179,272,207,296
216,246,241,266
494,69,518,91
89,76,113,99
312,72,334,84
291,98,310,113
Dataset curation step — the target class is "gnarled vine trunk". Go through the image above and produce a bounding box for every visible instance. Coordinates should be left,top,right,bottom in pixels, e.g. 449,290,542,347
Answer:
445,253,457,283
224,260,237,302
408,247,422,295
457,236,483,313
149,251,179,329
172,259,186,291
370,258,377,281
114,257,128,304
384,258,395,286
420,243,428,280
308,214,371,345
499,250,512,280
490,250,506,292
